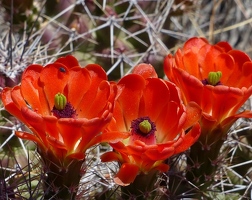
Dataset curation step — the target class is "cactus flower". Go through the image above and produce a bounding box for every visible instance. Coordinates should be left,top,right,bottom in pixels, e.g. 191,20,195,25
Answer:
164,37,252,190
1,55,118,160
101,63,201,187
0,55,118,199
164,37,252,140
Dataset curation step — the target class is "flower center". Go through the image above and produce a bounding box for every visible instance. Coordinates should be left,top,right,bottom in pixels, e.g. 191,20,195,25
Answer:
202,71,222,86
139,120,152,134
54,93,67,110
52,93,76,118
131,116,156,136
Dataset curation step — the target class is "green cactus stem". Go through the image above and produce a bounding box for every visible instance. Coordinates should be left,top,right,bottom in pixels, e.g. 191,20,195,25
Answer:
121,170,160,200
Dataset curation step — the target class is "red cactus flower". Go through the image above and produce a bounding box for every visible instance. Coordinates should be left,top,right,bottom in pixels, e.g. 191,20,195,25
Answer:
164,37,252,138
164,37,252,189
1,55,118,162
0,55,121,199
101,63,201,186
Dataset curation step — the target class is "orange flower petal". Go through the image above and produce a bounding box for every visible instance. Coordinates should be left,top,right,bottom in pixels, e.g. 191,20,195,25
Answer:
221,110,252,131
153,163,170,172
126,143,145,155
169,67,204,106
164,80,182,103
76,118,112,152
109,141,128,153
83,81,112,119
141,78,170,120
157,104,182,142
239,60,252,88
105,103,126,132
77,64,108,117
39,63,70,110
116,74,146,126
100,131,130,143
54,55,80,68
20,107,48,145
174,123,201,154
85,63,107,81
207,85,245,121
164,54,175,78
132,63,158,78
20,64,50,114
225,50,251,87
144,146,175,161
183,101,202,130
197,45,223,77
46,135,68,160
57,118,85,151
42,116,61,141
65,67,91,109
114,163,139,186
46,134,66,150
181,50,201,78
100,151,120,162
183,37,208,54
216,41,232,52
213,53,234,85
1,87,27,123
15,131,42,145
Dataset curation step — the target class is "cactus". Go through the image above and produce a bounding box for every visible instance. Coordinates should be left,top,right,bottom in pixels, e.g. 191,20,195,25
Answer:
0,0,252,199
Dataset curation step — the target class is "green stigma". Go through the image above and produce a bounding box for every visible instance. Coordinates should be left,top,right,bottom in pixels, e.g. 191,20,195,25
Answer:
139,120,152,134
207,71,222,86
54,93,67,110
